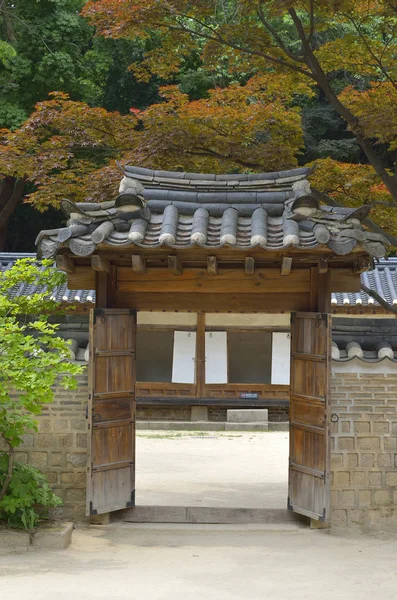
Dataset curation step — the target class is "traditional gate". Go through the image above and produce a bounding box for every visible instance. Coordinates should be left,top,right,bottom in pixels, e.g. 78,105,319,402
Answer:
35,164,384,522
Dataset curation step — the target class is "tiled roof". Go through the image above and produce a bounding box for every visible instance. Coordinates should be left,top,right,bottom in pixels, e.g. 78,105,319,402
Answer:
331,258,397,307
35,166,387,259
1,253,397,307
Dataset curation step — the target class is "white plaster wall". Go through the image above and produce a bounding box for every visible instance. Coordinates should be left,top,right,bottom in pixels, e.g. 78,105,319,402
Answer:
138,311,197,326
332,358,397,375
205,313,290,327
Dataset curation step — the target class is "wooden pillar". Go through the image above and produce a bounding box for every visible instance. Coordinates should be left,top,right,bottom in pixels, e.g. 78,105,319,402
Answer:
310,267,331,313
95,265,117,308
195,311,206,398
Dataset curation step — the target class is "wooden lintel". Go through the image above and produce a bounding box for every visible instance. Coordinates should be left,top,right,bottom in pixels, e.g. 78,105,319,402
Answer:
245,257,255,275
91,256,110,273
207,256,218,276
132,254,146,274
168,255,182,275
281,257,292,276
56,255,75,274
318,257,328,274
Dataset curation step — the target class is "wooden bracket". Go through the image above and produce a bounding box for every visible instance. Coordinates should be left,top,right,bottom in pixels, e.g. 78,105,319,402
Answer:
132,254,146,274
56,255,75,274
91,256,110,273
245,256,255,275
207,256,218,276
281,257,292,276
168,255,182,275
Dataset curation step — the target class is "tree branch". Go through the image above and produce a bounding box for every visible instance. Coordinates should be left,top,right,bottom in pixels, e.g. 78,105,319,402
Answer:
361,283,397,315
256,2,304,62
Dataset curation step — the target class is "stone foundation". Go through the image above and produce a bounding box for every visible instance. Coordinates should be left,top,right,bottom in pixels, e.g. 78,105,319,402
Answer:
331,370,397,530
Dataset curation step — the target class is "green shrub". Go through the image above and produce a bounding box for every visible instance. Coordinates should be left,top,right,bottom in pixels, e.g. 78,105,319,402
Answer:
0,456,62,529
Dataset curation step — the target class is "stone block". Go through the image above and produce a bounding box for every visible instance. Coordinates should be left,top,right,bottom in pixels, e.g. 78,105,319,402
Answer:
55,434,74,448
331,509,347,528
374,421,390,434
191,406,208,421
373,489,391,506
357,437,380,451
331,453,343,468
350,510,365,526
35,433,54,448
352,472,367,486
354,422,371,434
76,434,88,448
31,452,48,468
227,409,268,423
341,421,351,433
71,419,87,431
54,420,69,432
0,529,30,550
61,472,75,484
369,472,382,486
14,451,28,464
346,453,358,468
49,452,63,467
361,453,375,468
341,490,355,506
32,522,74,550
385,472,397,487
65,452,87,468
65,488,84,502
377,453,392,468
337,437,354,451
359,490,371,507
20,434,34,448
384,437,397,450
90,513,111,525
39,420,52,432
334,471,350,486
45,471,58,484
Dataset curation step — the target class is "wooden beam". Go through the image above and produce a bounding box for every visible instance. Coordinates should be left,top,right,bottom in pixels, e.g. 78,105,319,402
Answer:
91,256,110,273
56,255,75,274
168,255,182,275
132,254,146,274
207,256,218,276
318,258,328,274
244,257,255,275
281,257,292,276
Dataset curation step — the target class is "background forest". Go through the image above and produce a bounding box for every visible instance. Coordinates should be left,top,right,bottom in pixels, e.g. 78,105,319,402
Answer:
0,0,396,251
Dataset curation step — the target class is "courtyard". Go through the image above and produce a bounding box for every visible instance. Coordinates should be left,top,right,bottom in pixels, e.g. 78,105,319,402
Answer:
136,430,289,509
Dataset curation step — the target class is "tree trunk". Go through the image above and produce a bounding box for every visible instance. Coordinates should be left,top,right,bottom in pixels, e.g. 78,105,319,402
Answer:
0,176,26,251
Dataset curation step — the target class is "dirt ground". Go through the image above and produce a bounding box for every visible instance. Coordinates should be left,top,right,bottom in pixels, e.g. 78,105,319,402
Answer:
136,430,289,508
1,523,397,599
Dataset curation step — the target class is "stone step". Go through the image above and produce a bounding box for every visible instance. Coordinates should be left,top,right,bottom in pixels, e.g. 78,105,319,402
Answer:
116,506,306,526
227,409,268,423
110,522,304,535
136,420,289,431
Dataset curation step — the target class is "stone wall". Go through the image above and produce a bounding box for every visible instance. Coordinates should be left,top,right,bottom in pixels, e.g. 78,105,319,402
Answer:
15,371,89,522
331,370,397,530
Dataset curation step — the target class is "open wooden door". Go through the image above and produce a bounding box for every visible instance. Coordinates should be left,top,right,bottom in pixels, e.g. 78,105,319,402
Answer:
87,309,136,515
288,312,331,522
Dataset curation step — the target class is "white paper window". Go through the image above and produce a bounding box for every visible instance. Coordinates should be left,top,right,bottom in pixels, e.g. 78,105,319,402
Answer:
205,331,228,383
172,331,196,383
271,332,291,384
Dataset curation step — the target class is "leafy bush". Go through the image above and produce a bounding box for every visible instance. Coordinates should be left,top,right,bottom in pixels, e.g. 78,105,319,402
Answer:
0,458,62,529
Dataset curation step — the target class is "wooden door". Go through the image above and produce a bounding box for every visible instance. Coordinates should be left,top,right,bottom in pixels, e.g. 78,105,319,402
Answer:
288,312,331,521
87,309,136,515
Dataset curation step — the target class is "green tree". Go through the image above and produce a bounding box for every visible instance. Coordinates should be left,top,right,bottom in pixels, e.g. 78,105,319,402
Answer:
0,258,82,527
